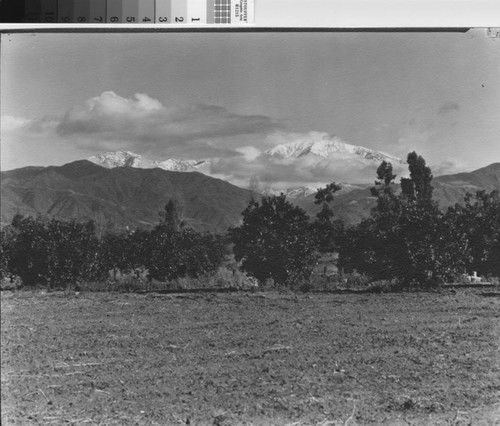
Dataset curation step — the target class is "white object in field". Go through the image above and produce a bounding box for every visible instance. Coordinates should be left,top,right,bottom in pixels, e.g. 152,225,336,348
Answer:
468,271,482,283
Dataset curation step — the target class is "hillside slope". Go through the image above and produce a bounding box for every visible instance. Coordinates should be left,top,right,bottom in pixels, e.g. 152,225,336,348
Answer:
1,161,253,233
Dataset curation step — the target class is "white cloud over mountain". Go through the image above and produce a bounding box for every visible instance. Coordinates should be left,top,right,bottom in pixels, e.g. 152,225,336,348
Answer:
2,91,449,187
55,91,282,157
211,131,407,188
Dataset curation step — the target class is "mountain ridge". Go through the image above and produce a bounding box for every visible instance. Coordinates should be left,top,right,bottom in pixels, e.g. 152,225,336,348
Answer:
1,161,498,232
1,161,253,233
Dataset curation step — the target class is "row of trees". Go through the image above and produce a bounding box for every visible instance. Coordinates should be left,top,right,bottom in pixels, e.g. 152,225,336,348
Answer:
1,151,499,289
232,152,499,287
0,200,225,288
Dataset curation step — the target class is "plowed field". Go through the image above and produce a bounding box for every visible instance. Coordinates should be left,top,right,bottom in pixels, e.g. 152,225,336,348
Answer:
2,289,499,425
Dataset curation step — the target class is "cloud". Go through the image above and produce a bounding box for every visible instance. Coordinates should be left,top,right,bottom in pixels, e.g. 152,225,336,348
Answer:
235,146,262,161
210,130,408,189
437,102,460,115
55,91,281,156
1,114,58,134
1,115,32,132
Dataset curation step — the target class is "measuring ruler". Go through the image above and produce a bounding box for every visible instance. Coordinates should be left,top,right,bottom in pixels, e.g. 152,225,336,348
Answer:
1,0,254,24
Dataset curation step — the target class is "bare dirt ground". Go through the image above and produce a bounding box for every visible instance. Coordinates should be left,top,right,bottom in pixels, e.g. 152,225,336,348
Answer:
2,288,500,425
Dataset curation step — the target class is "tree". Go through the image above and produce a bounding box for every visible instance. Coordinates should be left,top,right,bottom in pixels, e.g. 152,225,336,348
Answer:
395,152,465,285
6,215,51,287
0,222,21,282
4,215,106,288
159,199,185,232
401,151,434,205
311,183,344,254
447,190,500,277
144,202,225,282
337,217,378,277
338,153,468,287
43,218,106,286
230,194,319,286
100,232,130,280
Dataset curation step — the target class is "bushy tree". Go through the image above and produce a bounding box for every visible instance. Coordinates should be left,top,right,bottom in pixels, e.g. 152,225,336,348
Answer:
5,215,51,287
44,218,106,286
447,190,500,277
144,200,225,281
230,194,319,286
338,153,468,287
4,215,106,288
145,226,224,282
1,219,22,282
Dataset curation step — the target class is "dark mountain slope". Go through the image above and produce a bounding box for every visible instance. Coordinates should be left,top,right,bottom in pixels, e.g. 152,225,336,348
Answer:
1,161,253,233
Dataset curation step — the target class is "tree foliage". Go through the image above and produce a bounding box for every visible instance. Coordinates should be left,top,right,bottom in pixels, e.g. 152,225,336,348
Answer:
1,199,226,288
446,190,500,277
338,152,469,287
144,226,224,282
3,215,106,287
311,182,344,254
140,200,225,281
230,194,319,286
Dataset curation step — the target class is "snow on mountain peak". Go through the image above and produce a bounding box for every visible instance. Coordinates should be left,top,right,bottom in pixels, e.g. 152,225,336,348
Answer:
264,134,401,164
88,151,143,168
88,151,209,172
152,159,209,172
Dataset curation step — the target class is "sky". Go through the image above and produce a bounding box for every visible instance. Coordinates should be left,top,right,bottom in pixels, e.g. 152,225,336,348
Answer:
1,29,499,188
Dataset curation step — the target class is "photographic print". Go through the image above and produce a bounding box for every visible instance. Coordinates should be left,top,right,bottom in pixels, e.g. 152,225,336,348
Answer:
1,29,499,425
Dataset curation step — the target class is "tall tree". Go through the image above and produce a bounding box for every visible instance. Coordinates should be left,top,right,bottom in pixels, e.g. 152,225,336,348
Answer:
311,182,343,254
159,199,185,232
400,151,434,205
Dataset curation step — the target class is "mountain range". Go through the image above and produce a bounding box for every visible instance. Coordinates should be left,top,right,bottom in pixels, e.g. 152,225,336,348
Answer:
1,157,499,233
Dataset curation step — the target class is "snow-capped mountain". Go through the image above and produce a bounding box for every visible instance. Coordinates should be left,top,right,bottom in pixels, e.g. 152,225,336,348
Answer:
88,151,143,168
264,134,402,164
88,151,209,172
152,159,209,172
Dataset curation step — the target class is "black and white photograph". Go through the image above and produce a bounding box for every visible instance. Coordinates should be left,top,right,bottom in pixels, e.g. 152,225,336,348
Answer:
1,21,500,425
